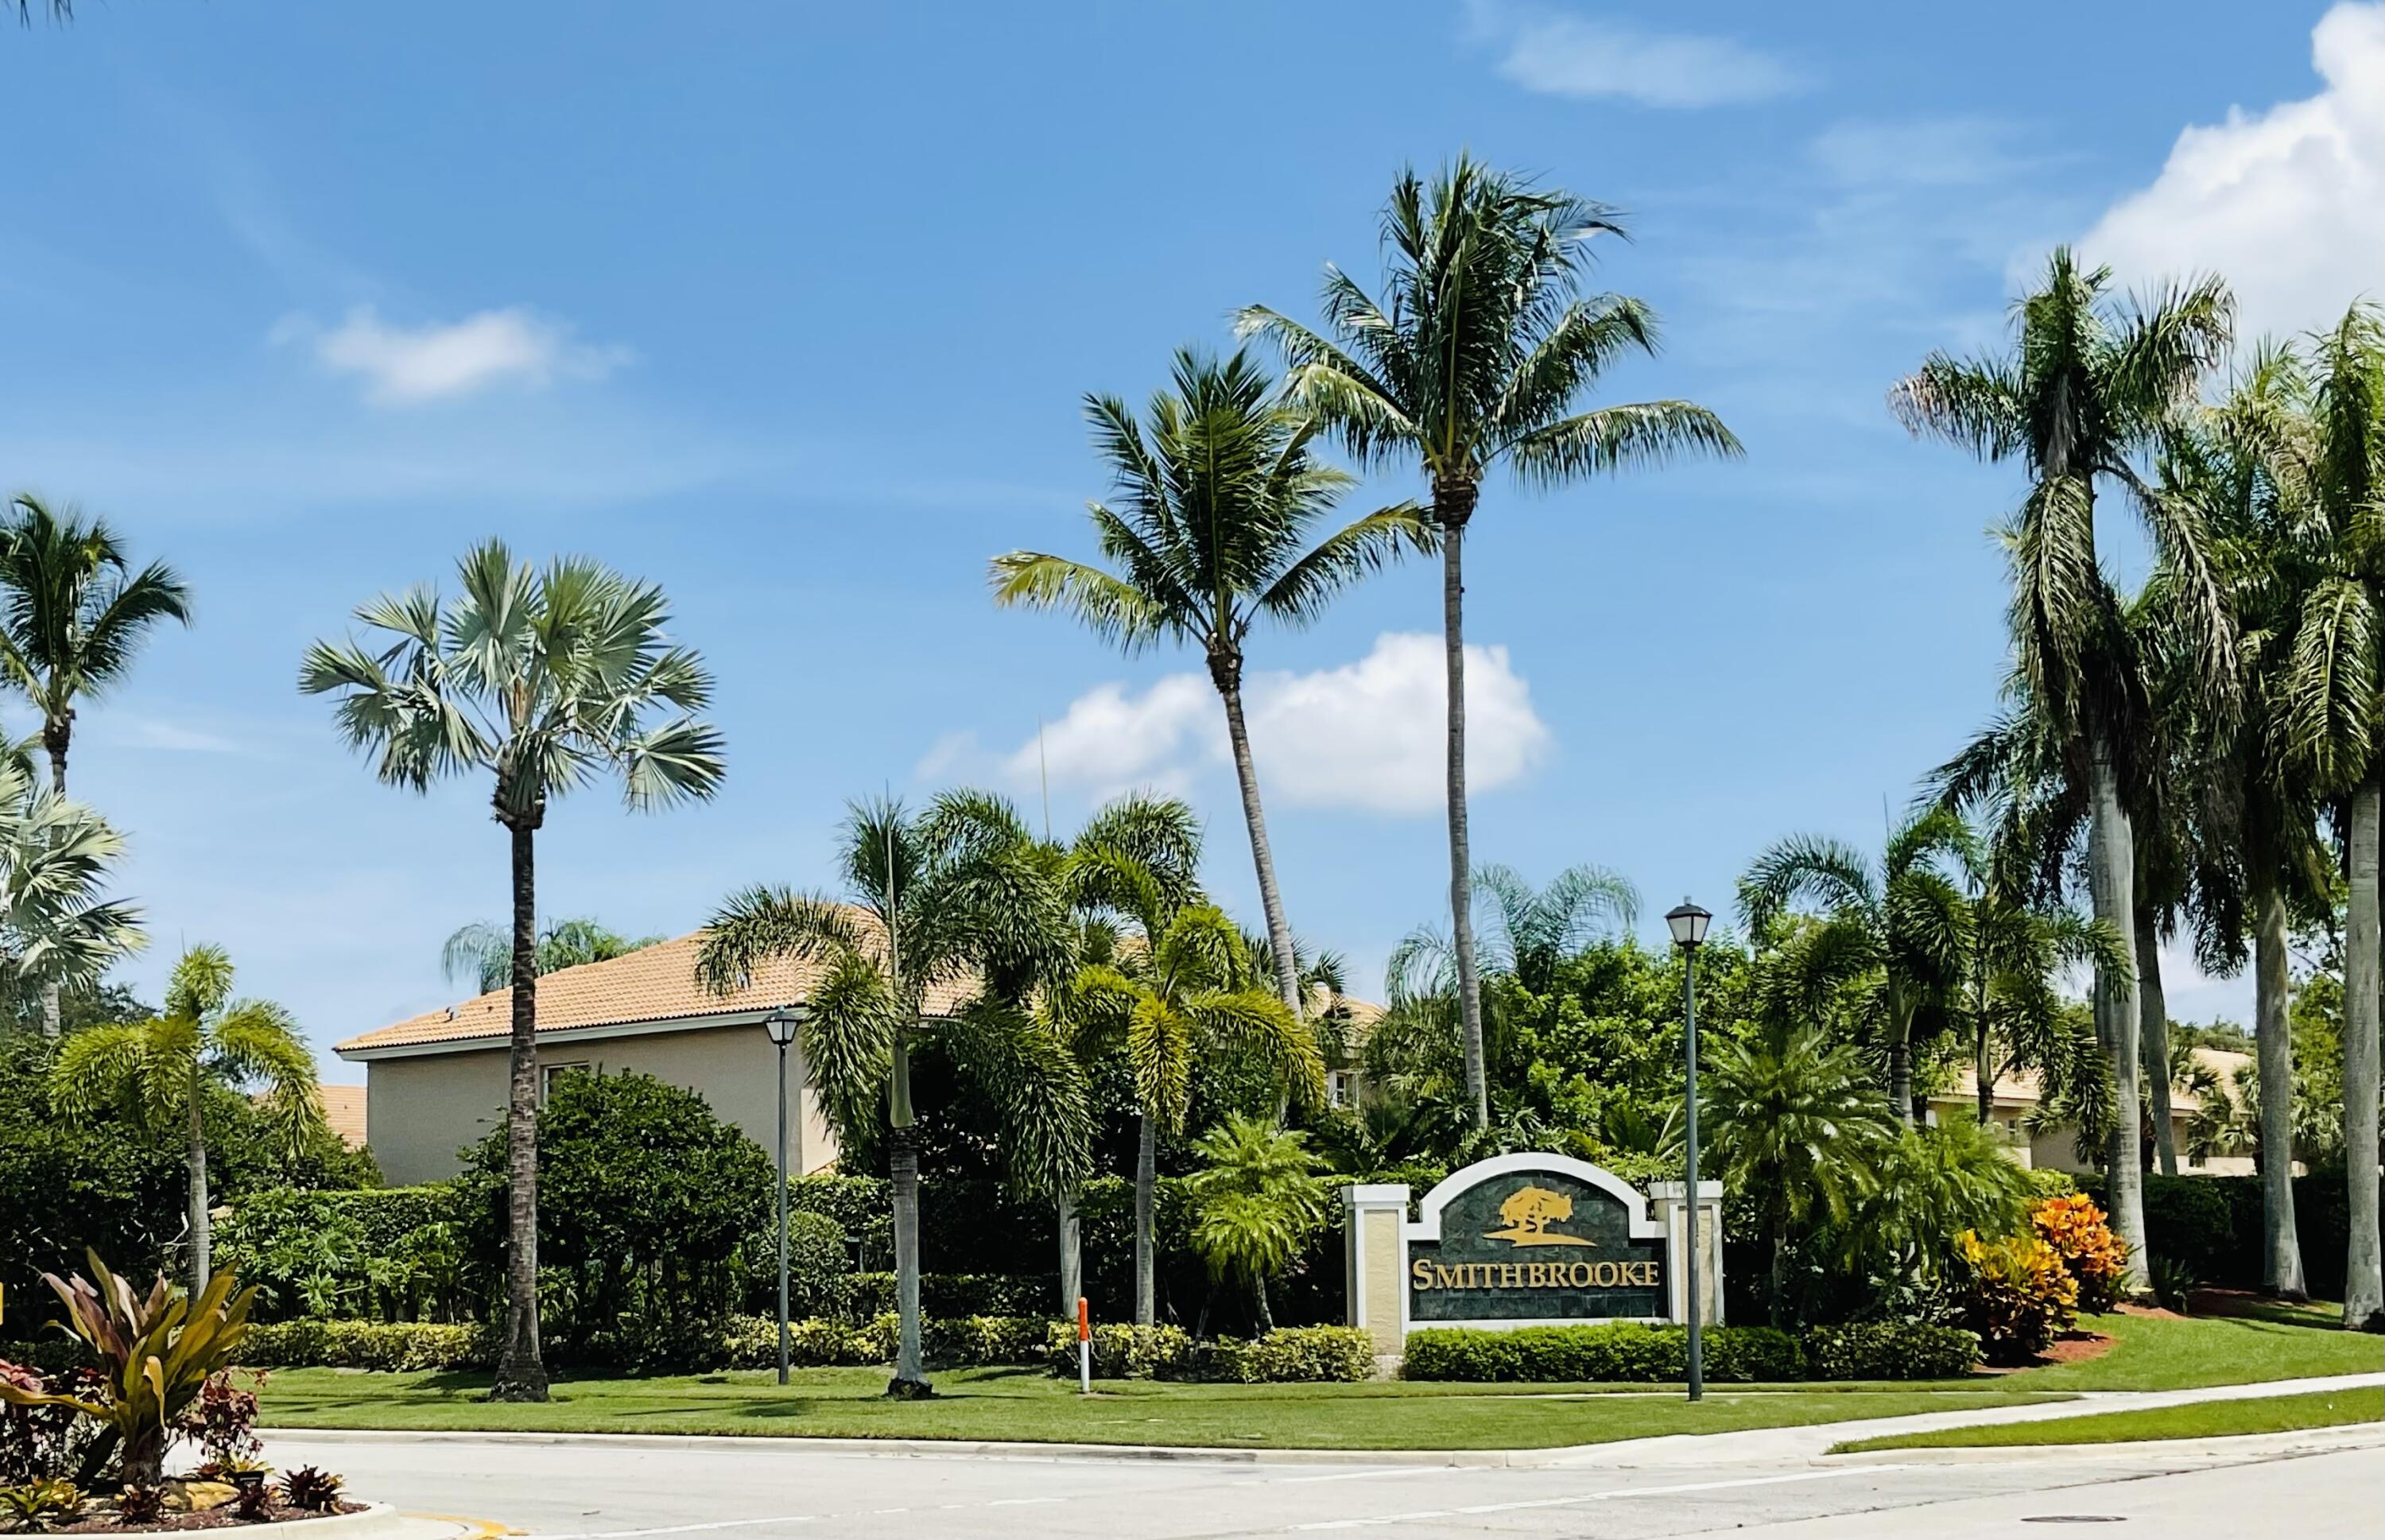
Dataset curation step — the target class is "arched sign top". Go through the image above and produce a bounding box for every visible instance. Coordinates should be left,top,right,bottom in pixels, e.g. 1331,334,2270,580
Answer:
1406,1150,1666,1243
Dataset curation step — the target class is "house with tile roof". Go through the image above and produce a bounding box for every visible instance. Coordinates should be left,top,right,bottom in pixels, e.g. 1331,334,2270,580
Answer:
1926,1045,2259,1177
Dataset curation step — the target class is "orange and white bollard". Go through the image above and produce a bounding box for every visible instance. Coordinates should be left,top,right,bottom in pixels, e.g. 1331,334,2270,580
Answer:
1076,1296,1092,1394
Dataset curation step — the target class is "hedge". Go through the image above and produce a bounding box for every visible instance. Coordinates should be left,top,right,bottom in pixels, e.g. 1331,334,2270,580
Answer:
238,1314,1061,1372
835,1272,1056,1321
240,1320,498,1371
2075,1172,2381,1301
1400,1321,1978,1383
1039,1323,1375,1382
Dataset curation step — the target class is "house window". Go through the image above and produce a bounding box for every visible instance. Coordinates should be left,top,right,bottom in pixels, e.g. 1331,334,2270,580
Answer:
541,1061,592,1100
1328,1069,1359,1110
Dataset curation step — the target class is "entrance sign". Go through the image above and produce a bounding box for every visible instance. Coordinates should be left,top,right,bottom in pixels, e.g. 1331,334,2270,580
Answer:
1342,1153,1721,1356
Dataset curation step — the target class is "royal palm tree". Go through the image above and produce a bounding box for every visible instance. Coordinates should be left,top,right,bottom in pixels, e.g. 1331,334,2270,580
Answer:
301,540,725,1400
1241,157,1739,1130
0,496,191,1034
2274,304,2385,1331
48,945,320,1294
1065,795,1324,1324
697,791,1089,1395
0,752,144,1022
992,348,1429,1020
1894,249,2234,1294
1700,1023,1894,1325
441,916,664,994
1739,811,1975,1123
1185,1114,1328,1334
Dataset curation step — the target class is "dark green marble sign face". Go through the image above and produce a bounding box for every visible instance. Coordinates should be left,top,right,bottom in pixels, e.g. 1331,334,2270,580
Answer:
1408,1164,1665,1322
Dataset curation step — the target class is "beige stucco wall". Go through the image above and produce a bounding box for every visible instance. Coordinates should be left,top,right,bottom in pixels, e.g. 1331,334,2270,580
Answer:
364,1022,839,1186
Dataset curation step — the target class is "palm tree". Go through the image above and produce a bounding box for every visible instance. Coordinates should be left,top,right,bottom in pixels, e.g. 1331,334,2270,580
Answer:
0,751,145,1019
1894,249,2235,1295
441,916,664,994
1739,811,1974,1123
1700,1023,1894,1325
992,347,1429,1020
1065,795,1325,1324
0,496,191,1035
696,792,1088,1395
1185,1113,1328,1334
1241,157,1740,1130
48,945,320,1294
2276,304,2385,1332
1958,863,2132,1137
300,540,725,1400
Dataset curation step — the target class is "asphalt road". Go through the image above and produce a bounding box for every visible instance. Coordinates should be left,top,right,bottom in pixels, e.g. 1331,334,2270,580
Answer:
262,1424,2385,1540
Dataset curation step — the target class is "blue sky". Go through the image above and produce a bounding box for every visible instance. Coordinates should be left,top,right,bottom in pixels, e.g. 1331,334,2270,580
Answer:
6,1,2382,1077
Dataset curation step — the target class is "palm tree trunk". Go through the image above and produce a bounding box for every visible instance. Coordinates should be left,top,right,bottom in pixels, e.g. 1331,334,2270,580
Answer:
1434,491,1488,1132
886,1117,932,1395
1216,673,1305,1018
489,818,549,1402
1056,1185,1081,1319
1766,1202,1789,1328
2086,733,2150,1298
1133,1112,1157,1326
186,1057,211,1294
1252,1273,1274,1335
1974,952,1995,1127
2136,906,2177,1178
2252,875,2307,1299
1887,1023,1914,1127
39,720,65,1039
2343,776,2384,1331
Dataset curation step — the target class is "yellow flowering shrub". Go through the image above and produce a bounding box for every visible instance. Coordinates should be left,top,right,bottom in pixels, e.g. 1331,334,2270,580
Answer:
1952,1228,2079,1364
2031,1193,2129,1313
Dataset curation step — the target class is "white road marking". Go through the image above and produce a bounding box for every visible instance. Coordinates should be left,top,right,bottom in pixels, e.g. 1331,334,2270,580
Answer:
986,1498,1065,1507
1288,1464,1912,1530
1276,1468,1448,1484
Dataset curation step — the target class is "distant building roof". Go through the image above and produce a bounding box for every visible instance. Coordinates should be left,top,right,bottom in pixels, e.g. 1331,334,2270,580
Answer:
1944,1044,2251,1111
319,1083,367,1148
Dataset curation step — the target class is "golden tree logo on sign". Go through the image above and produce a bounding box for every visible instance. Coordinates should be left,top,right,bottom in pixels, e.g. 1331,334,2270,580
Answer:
1482,1185,1594,1247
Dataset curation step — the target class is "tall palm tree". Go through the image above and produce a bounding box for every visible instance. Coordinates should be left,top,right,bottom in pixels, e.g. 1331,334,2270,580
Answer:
1739,811,1974,1123
1894,248,2234,1295
1241,157,1740,1130
300,540,725,1400
2276,304,2385,1332
0,495,191,1035
440,916,664,994
0,751,144,1018
697,792,1089,1395
992,348,1429,1022
48,945,320,1294
1065,794,1324,1325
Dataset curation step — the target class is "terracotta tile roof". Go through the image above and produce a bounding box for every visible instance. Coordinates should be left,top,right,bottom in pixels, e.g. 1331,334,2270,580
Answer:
335,920,977,1056
319,1084,367,1148
1941,1045,2251,1112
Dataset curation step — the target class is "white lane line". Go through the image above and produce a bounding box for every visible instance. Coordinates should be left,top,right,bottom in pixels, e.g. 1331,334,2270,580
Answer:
532,1519,816,1540
1593,1467,1912,1499
1289,1465,1912,1530
1275,1468,1448,1484
986,1498,1065,1507
1294,1511,1456,1530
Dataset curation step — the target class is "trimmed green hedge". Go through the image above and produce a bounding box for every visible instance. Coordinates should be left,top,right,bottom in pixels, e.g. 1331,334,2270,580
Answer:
1040,1323,1375,1382
1400,1321,1978,1383
835,1272,1056,1321
241,1319,498,1371
239,1314,1061,1372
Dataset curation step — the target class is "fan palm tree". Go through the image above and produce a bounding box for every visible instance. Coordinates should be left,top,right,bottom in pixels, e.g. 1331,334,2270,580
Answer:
1185,1114,1328,1334
2274,304,2385,1331
48,945,320,1294
1241,157,1740,1131
991,347,1429,1020
1700,1023,1895,1325
1064,795,1325,1325
0,496,191,1035
1739,811,1975,1123
0,751,144,1019
1893,248,2234,1294
300,540,725,1400
697,791,1089,1395
440,916,665,994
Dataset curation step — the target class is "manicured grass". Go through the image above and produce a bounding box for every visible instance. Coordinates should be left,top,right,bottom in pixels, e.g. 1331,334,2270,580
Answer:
1832,1386,2385,1452
1991,1306,2385,1393
253,1366,2063,1451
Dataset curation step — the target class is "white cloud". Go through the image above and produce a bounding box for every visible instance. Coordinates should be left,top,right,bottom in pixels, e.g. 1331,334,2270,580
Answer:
1469,0,1805,108
2075,1,2385,343
1008,633,1552,815
273,305,630,405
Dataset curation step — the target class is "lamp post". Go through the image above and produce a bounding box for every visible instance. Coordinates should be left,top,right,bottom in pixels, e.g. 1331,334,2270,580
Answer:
763,1002,809,1386
1666,899,1712,1404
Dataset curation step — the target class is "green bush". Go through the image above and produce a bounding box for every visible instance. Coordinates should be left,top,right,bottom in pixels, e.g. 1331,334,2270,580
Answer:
1797,1322,1979,1380
1200,1327,1376,1383
240,1320,497,1371
736,1210,853,1318
835,1273,1054,1321
1045,1323,1199,1380
1401,1323,1802,1383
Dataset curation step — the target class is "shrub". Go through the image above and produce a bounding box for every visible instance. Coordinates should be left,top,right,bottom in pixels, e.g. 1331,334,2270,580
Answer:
1401,1324,1801,1383
238,1320,496,1372
1045,1323,1198,1380
834,1273,1055,1321
1200,1328,1375,1383
1797,1322,1979,1380
0,1364,105,1488
2031,1194,2128,1313
170,1371,262,1468
277,1466,345,1513
1951,1229,2077,1365
738,1210,853,1318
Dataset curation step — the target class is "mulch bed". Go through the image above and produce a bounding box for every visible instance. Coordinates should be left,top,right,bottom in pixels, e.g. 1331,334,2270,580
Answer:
51,1502,366,1534
1973,1329,2115,1375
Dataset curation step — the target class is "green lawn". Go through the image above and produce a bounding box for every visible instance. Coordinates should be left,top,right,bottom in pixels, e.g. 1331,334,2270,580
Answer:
1832,1386,2385,1452
1988,1305,2385,1393
252,1366,2061,1451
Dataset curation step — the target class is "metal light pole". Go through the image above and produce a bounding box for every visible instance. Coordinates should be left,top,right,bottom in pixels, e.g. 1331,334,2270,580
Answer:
763,1003,809,1387
1666,899,1712,1405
